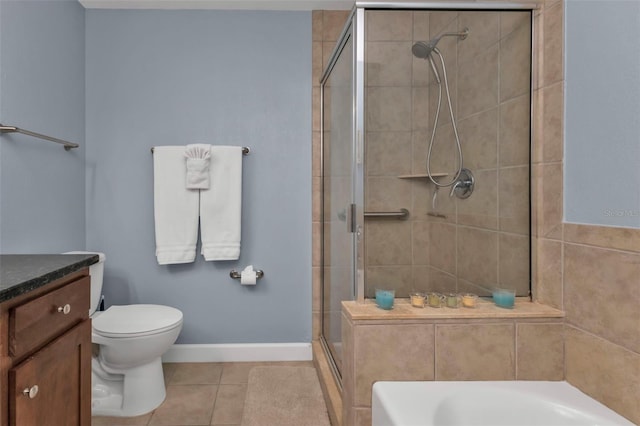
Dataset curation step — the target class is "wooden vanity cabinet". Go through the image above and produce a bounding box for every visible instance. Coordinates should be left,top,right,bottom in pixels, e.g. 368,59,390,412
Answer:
0,269,91,426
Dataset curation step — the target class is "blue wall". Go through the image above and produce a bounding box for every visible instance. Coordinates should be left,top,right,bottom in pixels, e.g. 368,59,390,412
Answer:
0,0,86,252
85,10,312,344
565,0,640,228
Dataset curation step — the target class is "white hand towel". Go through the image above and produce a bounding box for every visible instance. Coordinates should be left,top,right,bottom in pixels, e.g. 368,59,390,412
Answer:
153,146,200,265
200,146,243,261
184,144,211,189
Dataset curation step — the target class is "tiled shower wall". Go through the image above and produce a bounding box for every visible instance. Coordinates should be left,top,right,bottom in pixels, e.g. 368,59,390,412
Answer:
363,10,531,298
312,2,640,425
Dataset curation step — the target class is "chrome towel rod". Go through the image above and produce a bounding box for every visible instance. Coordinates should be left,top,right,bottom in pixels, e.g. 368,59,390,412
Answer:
151,146,250,155
0,124,79,151
364,208,410,220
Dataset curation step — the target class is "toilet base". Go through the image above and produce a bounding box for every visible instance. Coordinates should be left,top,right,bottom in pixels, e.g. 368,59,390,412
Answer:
92,356,167,417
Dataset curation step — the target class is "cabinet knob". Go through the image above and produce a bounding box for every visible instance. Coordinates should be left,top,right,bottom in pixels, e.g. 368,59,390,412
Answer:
22,385,39,399
57,304,71,315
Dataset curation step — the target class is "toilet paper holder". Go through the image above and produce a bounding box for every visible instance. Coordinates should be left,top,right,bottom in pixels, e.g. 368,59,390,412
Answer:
229,269,264,280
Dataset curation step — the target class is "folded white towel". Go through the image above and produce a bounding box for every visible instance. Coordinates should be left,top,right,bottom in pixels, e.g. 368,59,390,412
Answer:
153,146,200,265
200,146,243,261
184,144,211,189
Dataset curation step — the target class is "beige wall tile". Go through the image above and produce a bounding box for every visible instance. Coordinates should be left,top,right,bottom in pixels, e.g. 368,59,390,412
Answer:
312,86,320,132
429,11,459,37
429,222,457,274
365,266,413,298
366,41,413,86
413,11,430,41
499,94,531,167
412,220,430,266
532,238,563,308
499,232,530,290
366,10,413,41
565,326,640,425
313,41,323,87
367,87,413,131
436,324,515,380
540,82,564,163
323,11,350,42
312,176,321,222
500,22,532,102
429,267,457,293
457,169,499,230
313,266,322,313
459,44,499,118
354,408,372,426
366,176,412,211
516,323,564,380
542,2,564,86
312,131,321,177
499,165,532,235
412,86,430,131
365,220,412,266
564,243,640,353
459,107,498,170
312,10,323,42
412,265,431,292
457,226,498,288
564,223,640,253
533,163,564,239
458,11,500,61
354,323,435,405
365,131,412,176
341,314,355,424
501,10,530,38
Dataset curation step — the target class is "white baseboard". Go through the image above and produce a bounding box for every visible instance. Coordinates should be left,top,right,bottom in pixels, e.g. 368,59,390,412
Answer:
162,343,313,363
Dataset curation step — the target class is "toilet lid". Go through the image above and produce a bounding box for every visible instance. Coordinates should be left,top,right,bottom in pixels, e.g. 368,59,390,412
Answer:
93,304,183,337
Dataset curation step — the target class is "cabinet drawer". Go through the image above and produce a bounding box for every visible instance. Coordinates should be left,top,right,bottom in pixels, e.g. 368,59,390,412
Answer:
9,276,89,359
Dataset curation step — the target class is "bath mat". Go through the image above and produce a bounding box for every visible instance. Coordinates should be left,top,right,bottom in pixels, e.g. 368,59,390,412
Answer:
241,366,331,426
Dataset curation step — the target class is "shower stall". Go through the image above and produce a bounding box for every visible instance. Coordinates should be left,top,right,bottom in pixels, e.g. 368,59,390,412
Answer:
320,3,533,381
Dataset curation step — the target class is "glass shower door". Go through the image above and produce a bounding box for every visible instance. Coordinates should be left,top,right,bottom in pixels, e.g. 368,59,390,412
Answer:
321,31,355,376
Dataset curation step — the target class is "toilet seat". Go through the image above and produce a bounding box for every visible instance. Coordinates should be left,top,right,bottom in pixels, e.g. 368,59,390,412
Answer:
93,304,183,338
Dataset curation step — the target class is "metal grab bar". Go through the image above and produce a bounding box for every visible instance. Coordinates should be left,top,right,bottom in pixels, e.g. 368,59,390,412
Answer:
0,124,79,151
364,208,410,220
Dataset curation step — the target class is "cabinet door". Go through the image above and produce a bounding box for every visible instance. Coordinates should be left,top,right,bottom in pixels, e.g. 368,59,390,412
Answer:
9,320,91,426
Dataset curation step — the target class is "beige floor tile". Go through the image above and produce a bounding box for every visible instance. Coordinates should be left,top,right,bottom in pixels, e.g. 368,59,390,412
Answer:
210,384,247,425
149,385,218,426
220,362,269,384
92,413,152,426
168,362,223,385
163,363,178,384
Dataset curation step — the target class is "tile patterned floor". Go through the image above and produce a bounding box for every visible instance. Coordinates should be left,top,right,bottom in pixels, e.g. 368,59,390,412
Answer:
91,361,316,426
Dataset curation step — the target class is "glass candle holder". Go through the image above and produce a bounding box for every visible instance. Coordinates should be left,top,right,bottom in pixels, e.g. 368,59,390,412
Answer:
375,289,395,310
461,293,478,308
410,292,426,308
427,292,445,308
446,293,462,308
492,288,516,309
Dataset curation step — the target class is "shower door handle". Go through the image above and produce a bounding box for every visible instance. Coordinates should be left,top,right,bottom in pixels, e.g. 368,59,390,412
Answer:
346,203,357,233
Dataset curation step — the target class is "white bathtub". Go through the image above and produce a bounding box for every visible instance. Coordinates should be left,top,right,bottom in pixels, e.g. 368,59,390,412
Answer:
372,381,634,426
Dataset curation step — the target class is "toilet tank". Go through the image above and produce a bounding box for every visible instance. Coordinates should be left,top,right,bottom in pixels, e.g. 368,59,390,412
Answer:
64,251,106,315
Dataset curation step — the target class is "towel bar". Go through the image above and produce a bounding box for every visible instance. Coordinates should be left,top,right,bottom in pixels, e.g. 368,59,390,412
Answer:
0,124,79,150
151,146,250,155
229,269,264,279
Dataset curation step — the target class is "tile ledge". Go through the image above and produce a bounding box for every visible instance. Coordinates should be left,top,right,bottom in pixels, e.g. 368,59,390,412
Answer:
342,298,564,321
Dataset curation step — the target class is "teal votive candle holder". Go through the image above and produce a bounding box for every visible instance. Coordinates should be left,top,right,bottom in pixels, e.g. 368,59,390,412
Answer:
375,289,395,310
492,288,516,309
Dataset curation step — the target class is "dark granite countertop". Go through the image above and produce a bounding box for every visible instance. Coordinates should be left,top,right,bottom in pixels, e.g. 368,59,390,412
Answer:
0,254,99,304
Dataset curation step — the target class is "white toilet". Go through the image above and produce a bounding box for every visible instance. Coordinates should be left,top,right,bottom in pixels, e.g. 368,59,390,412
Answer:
69,252,183,417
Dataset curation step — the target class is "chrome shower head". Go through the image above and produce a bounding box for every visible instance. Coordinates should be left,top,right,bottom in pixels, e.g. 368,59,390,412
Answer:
411,41,437,59
411,27,470,59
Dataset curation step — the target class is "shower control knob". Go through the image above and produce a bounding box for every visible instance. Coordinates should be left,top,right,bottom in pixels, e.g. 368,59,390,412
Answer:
23,385,39,399
57,304,71,315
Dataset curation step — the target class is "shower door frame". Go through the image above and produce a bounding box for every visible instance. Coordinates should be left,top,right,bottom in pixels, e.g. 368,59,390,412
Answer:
319,0,537,385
